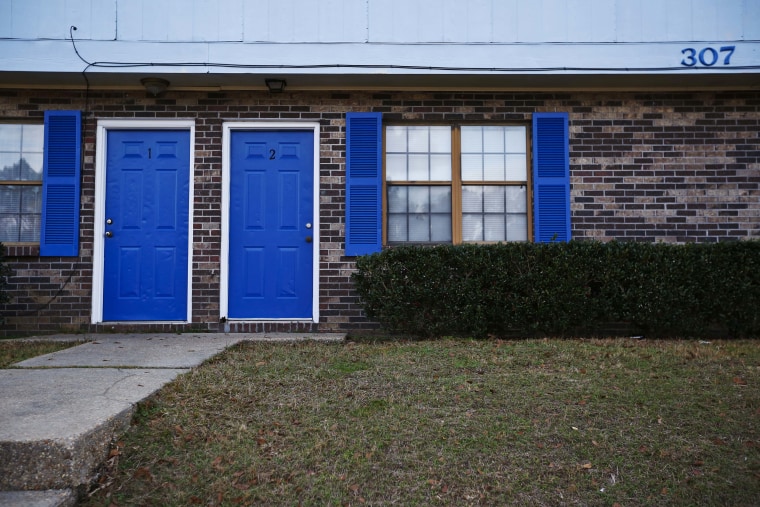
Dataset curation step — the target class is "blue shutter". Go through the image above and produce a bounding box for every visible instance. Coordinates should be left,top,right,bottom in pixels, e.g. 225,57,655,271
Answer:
41,110,81,256
345,112,382,256
532,112,570,243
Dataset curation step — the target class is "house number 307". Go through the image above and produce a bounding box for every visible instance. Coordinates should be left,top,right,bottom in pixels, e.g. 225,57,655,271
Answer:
681,46,735,67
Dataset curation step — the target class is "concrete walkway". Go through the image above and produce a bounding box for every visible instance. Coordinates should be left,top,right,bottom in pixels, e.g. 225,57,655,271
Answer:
0,332,344,507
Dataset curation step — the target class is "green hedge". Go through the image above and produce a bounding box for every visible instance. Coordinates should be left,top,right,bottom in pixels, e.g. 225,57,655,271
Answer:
351,241,760,338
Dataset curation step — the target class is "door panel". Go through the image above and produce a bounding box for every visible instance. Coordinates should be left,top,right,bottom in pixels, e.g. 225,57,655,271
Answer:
228,130,313,319
103,130,190,321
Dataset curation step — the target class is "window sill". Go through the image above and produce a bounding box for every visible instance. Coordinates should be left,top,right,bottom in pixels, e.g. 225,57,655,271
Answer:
2,243,40,258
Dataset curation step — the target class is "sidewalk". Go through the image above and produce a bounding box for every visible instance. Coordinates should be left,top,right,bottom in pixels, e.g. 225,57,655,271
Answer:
0,332,344,507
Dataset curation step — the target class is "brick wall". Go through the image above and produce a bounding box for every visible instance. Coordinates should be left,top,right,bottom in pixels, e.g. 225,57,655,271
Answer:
0,89,758,336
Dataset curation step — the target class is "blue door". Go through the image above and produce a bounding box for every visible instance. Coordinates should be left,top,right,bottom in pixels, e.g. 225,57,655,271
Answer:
103,130,190,321
228,130,314,319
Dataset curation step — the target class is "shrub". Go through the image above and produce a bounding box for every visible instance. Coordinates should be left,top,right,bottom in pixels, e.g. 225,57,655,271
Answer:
351,241,760,338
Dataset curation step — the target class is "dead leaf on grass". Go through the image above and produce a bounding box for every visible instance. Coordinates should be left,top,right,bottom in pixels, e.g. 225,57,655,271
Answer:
733,377,748,386
133,467,152,481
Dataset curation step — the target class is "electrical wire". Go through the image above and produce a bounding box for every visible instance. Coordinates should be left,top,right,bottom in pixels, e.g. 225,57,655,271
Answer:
16,26,92,318
64,30,760,73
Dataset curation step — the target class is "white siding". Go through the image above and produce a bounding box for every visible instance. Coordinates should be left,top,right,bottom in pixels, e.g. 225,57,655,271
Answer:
243,0,365,42
0,0,116,40
746,0,760,40
117,0,242,41
1,0,756,43
0,0,757,89
491,0,520,43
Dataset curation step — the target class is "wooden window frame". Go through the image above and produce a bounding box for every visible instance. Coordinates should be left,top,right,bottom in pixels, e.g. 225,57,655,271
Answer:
382,121,533,245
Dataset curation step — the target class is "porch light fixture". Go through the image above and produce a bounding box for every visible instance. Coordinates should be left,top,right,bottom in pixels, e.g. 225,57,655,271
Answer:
265,78,287,93
141,77,170,97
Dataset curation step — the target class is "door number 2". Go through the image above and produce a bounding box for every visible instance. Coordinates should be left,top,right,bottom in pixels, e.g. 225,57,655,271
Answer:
269,149,276,160
681,46,735,67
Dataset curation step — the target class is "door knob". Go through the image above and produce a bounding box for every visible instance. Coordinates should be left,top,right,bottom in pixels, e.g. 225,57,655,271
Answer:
105,231,113,238
106,218,113,225
305,223,312,229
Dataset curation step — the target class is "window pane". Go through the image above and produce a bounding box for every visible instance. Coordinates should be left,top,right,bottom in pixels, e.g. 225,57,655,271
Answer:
386,154,406,181
431,214,452,242
388,214,407,242
463,185,527,243
505,154,527,181
386,126,407,152
0,153,21,180
462,186,482,213
462,214,483,242
507,214,528,241
386,126,451,183
408,214,430,241
21,186,42,213
0,214,19,242
21,124,44,152
0,185,20,212
483,186,506,213
506,186,527,213
483,154,504,181
483,127,504,152
408,127,429,152
505,126,526,153
462,126,528,183
430,186,451,213
430,154,451,181
20,214,40,242
484,215,506,242
429,127,451,152
408,154,429,180
461,126,482,152
0,125,22,151
407,186,430,212
22,153,43,181
388,185,408,213
387,185,451,243
461,153,481,181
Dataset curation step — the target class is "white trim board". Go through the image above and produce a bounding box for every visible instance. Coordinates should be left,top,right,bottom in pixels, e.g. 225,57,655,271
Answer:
220,121,321,323
91,119,196,324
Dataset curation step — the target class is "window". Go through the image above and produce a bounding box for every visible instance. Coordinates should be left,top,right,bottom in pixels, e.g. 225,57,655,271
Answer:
0,123,44,243
384,124,529,245
0,111,81,256
344,112,568,256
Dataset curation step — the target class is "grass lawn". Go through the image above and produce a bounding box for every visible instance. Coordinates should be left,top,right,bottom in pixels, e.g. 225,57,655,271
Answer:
0,339,81,368
84,338,759,506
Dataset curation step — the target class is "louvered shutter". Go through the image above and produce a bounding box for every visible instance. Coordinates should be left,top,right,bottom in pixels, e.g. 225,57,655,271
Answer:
532,112,570,243
41,110,81,256
345,112,382,256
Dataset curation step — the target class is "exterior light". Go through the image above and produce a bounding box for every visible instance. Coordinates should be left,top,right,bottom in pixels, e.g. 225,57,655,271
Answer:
265,78,287,93
141,77,170,97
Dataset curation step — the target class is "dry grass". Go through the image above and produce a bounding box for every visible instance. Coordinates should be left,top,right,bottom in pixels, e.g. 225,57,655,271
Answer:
84,338,760,506
0,339,80,368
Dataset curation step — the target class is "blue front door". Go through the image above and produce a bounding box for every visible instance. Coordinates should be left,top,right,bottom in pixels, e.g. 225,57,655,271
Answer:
228,130,314,319
103,130,190,321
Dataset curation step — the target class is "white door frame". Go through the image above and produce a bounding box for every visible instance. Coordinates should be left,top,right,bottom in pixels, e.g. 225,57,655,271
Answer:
91,119,196,324
220,121,321,323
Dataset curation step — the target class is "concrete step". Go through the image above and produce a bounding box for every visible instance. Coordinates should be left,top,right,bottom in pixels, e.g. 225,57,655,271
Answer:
0,489,76,507
0,367,186,491
0,332,345,502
